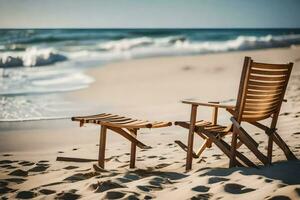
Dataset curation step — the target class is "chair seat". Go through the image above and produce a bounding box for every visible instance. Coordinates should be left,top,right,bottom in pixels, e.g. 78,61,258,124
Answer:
175,120,232,137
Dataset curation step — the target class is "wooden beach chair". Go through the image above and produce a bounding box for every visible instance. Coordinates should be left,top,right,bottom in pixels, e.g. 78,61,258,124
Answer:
175,56,297,170
70,113,171,169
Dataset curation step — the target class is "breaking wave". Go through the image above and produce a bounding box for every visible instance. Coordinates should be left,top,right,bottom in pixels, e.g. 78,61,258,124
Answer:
0,47,67,68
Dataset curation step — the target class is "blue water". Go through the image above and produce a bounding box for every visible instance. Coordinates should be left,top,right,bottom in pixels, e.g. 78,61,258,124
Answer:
0,29,300,121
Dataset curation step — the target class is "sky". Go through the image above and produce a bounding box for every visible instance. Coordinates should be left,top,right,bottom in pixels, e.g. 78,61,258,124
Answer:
0,0,300,28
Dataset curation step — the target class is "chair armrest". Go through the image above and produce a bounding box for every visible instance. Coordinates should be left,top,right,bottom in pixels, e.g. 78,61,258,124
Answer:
182,100,235,110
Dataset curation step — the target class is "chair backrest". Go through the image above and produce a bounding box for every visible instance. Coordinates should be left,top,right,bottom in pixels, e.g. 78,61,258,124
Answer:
234,57,293,123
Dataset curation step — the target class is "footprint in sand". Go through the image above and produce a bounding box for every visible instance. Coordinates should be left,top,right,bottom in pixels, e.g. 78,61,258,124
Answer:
191,193,212,200
127,194,140,200
224,183,255,194
38,160,49,163
72,148,79,151
18,161,35,166
28,164,49,173
137,185,162,192
90,180,125,193
117,173,140,183
63,166,79,170
8,169,28,177
64,172,99,183
182,65,194,71
154,163,171,169
16,191,37,199
268,196,291,200
144,194,153,199
39,189,56,195
0,181,15,195
158,156,167,160
147,155,157,159
295,188,300,196
264,179,273,183
0,164,17,169
192,185,210,192
105,191,126,199
149,177,173,186
5,178,26,184
208,177,229,184
0,160,17,165
2,154,13,157
55,190,81,200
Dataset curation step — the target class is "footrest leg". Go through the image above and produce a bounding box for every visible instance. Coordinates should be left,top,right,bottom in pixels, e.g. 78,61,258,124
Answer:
130,129,137,168
98,125,107,169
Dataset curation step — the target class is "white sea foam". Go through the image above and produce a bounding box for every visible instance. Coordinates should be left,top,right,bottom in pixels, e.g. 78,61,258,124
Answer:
0,94,94,122
98,36,185,51
173,34,300,53
0,47,67,68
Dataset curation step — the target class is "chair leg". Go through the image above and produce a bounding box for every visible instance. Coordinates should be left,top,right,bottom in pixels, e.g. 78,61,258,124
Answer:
229,127,238,167
98,125,107,168
236,140,243,149
129,129,137,169
186,105,198,171
267,134,273,165
196,140,208,157
273,132,297,161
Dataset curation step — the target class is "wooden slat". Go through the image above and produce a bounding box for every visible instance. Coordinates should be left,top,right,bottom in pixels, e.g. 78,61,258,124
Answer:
248,80,286,87
245,98,281,105
151,121,172,128
247,89,282,96
104,117,132,122
244,103,278,111
242,115,272,122
250,69,288,76
248,84,285,91
249,74,287,82
106,119,139,124
84,114,119,122
252,62,290,70
71,113,108,121
99,120,151,129
245,101,280,108
246,93,281,100
250,69,289,75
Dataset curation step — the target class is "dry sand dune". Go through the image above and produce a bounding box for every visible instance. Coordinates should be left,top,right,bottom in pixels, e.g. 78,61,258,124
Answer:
0,46,300,199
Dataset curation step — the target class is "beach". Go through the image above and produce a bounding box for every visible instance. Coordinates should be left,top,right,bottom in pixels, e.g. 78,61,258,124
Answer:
0,46,300,199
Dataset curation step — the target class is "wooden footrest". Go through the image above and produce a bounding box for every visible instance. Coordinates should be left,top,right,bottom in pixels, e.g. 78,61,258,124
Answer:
72,113,172,129
71,113,172,169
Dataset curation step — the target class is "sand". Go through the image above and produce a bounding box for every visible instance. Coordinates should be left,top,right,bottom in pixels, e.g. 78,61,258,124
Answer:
0,46,300,199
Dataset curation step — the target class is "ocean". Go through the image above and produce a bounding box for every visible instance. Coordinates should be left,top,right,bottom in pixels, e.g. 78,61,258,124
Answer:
1,29,300,121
